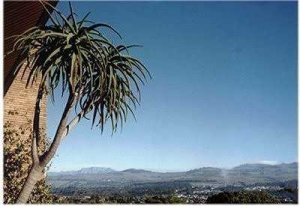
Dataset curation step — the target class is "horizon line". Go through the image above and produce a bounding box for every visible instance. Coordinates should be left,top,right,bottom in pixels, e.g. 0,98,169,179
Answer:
49,161,298,173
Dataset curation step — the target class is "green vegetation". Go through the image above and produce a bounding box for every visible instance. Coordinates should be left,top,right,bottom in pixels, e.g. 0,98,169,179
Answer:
144,195,186,203
4,116,52,203
6,1,150,203
51,194,186,204
206,191,280,203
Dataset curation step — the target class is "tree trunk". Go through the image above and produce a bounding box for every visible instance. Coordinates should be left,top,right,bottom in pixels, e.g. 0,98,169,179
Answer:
16,165,43,204
16,89,75,203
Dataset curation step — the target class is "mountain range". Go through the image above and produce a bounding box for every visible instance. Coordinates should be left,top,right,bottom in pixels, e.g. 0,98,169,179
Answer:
48,162,298,189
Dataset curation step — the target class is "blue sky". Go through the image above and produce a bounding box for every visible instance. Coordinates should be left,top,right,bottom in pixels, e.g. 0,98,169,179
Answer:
47,2,297,172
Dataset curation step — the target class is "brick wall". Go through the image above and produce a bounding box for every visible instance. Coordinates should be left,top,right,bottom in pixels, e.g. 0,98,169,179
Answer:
4,64,47,133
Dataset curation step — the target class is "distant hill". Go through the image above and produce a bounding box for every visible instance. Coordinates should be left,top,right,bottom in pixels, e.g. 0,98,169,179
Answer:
122,169,153,173
228,162,298,183
48,162,297,190
49,167,115,176
77,167,115,174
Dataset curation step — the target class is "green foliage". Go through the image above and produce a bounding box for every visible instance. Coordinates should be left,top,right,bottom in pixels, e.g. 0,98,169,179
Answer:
144,195,186,204
4,118,52,204
206,191,280,204
51,194,186,204
7,1,151,134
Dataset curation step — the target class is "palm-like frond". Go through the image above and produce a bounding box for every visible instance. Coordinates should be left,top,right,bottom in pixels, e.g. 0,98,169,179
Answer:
6,1,151,133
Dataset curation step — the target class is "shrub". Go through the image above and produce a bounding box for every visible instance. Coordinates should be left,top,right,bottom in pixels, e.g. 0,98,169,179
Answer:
206,190,280,204
4,115,53,204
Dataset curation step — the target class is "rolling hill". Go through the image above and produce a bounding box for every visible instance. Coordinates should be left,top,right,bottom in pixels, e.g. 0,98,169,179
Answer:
48,162,298,191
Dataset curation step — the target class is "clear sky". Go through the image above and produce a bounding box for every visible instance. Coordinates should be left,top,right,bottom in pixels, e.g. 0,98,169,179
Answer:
47,2,297,172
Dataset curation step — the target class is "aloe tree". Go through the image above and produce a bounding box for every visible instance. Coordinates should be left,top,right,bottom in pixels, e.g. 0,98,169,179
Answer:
6,2,150,203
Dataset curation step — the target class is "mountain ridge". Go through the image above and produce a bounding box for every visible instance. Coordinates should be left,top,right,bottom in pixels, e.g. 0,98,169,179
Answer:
47,162,298,201
49,162,298,175
48,162,297,187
